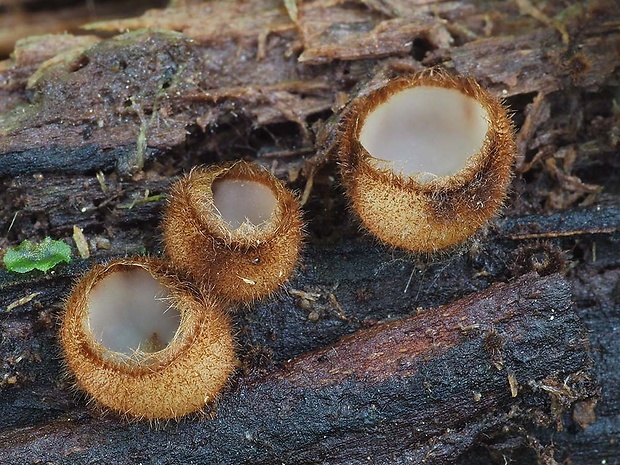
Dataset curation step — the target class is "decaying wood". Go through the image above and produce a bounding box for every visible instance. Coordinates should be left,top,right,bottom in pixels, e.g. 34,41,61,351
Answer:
0,273,597,464
0,0,167,57
0,0,619,463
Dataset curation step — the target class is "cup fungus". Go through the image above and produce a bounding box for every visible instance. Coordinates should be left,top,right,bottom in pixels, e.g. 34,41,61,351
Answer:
337,70,516,252
60,257,236,420
163,161,303,303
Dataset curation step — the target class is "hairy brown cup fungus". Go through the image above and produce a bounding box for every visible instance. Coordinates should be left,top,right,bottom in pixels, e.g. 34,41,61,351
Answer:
60,257,236,420
163,161,303,303
337,70,516,252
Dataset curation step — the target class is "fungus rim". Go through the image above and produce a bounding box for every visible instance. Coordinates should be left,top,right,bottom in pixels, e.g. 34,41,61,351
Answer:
180,161,300,248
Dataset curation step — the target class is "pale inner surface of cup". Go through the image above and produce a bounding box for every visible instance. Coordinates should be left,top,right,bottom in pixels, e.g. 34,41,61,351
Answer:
211,177,277,230
359,86,490,179
87,269,181,355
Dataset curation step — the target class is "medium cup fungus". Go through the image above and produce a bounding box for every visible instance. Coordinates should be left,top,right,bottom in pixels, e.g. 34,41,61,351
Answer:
60,257,236,420
163,161,303,303
337,70,516,252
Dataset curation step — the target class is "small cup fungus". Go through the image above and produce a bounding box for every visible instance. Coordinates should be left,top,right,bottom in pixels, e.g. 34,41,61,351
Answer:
163,161,303,303
337,70,516,252
60,257,236,420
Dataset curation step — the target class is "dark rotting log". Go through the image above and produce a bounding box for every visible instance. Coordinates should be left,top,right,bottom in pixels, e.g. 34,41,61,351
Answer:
0,273,595,465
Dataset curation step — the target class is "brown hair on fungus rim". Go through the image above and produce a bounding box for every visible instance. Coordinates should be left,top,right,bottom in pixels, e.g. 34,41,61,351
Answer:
162,161,304,304
337,69,516,253
60,256,236,421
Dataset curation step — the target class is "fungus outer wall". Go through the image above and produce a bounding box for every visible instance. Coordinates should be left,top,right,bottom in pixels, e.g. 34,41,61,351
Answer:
87,269,181,355
359,87,489,179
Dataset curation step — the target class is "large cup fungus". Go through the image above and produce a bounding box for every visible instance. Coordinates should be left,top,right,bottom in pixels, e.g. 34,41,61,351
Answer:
337,70,516,252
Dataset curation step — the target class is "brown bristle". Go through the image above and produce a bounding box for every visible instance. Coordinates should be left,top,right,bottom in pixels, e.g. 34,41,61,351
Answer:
59,256,237,420
162,161,304,303
337,69,516,253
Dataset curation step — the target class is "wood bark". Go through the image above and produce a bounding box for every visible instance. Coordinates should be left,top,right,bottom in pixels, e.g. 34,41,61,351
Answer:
0,0,619,463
